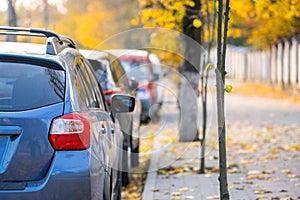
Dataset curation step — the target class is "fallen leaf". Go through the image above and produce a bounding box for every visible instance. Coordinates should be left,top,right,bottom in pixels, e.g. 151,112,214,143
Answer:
287,144,299,151
151,188,160,192
206,195,220,199
255,195,268,199
185,195,195,199
262,170,275,174
244,174,270,180
171,192,181,196
254,190,272,194
281,169,292,175
248,170,260,175
179,187,188,192
279,189,288,193
270,146,280,153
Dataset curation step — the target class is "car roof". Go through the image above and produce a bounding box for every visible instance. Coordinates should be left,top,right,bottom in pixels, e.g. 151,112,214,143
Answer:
105,49,149,58
80,49,110,60
0,42,47,56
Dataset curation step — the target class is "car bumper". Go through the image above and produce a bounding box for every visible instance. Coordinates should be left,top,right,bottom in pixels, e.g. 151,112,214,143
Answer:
0,150,105,200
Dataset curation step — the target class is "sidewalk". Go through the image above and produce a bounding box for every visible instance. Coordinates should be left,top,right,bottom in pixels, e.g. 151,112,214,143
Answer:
142,80,300,200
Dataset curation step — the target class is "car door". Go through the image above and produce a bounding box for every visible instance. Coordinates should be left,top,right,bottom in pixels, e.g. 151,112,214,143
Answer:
76,57,119,172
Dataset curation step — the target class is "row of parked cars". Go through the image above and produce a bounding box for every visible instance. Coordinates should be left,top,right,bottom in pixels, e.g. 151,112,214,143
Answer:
0,27,164,200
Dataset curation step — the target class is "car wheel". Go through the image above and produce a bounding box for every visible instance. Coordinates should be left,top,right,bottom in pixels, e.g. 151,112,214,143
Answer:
122,135,131,187
103,170,112,200
130,137,139,168
115,170,122,200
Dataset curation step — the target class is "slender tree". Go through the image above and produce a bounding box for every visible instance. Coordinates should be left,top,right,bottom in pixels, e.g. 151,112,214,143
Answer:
7,0,17,41
43,0,49,28
215,0,230,199
200,0,217,174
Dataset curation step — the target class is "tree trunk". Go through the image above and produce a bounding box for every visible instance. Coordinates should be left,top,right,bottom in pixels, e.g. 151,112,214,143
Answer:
200,0,217,174
43,0,49,28
7,0,17,42
178,0,202,142
216,0,230,199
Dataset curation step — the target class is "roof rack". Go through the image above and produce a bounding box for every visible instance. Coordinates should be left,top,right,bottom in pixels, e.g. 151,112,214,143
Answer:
0,26,77,55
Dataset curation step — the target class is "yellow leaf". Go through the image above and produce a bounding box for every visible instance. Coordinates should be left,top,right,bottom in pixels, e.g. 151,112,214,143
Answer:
131,18,139,26
186,196,195,199
256,195,268,199
192,19,202,28
206,195,220,199
281,169,292,175
179,187,188,192
287,144,299,151
225,84,233,93
205,63,214,70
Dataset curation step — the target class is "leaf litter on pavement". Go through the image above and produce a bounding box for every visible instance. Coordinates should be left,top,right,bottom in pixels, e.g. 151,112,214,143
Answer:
123,81,300,199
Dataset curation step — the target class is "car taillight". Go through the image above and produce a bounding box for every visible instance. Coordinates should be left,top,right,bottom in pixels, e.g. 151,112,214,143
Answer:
49,113,90,150
139,82,153,99
103,88,122,95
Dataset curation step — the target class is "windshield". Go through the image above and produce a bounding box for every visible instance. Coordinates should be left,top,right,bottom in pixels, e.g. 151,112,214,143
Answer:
0,62,65,111
120,60,149,81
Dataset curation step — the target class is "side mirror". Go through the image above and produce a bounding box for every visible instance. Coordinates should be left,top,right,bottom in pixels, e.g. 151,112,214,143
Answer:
111,94,135,113
129,79,139,91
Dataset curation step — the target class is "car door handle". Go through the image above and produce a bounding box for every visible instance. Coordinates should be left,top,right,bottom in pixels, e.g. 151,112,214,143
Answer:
101,125,106,134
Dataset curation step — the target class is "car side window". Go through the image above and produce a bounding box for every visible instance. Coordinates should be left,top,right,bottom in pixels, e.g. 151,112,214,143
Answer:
74,64,90,107
111,59,130,90
75,58,101,109
82,59,106,110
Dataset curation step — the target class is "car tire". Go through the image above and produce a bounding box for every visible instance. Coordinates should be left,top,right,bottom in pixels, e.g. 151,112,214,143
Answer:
111,170,122,200
103,170,112,200
130,137,139,168
114,169,122,200
121,135,131,187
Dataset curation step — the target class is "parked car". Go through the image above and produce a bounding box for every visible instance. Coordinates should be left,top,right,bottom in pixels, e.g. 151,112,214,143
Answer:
106,49,161,124
0,26,135,200
80,49,141,186
149,53,164,109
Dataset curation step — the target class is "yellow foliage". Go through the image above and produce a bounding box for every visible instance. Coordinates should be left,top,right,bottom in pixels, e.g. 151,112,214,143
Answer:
54,1,114,49
229,0,300,48
136,0,194,31
193,19,202,28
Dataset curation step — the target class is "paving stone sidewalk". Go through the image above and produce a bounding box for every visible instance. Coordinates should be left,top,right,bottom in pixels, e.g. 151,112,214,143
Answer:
142,79,300,200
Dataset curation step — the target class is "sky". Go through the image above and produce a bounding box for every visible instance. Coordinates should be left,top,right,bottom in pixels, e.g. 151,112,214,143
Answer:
0,0,67,13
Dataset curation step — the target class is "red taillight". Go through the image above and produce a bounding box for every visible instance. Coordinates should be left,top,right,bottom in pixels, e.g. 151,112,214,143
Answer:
139,82,154,98
104,90,115,95
103,88,122,95
49,113,90,150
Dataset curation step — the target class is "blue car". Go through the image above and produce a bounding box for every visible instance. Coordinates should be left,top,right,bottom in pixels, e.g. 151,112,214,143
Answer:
0,27,135,200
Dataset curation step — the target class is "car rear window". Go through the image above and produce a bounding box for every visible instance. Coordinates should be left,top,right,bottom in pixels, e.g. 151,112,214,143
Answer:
119,60,150,80
0,61,65,111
